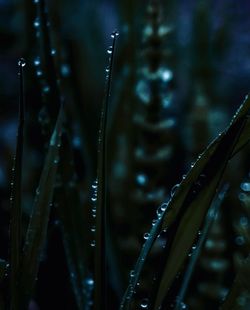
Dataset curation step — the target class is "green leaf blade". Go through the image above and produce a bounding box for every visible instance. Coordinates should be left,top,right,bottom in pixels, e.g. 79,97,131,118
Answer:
20,105,64,306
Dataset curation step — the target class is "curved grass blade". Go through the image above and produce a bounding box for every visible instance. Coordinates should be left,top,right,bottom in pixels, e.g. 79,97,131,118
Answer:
119,94,250,309
220,255,250,310
153,96,250,309
120,212,165,310
9,58,26,310
175,185,229,310
94,31,119,310
19,105,64,306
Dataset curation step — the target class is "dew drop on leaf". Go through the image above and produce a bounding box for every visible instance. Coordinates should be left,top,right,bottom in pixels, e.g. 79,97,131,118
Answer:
107,46,113,54
140,298,149,308
171,184,179,196
111,31,119,38
143,232,150,240
18,58,26,67
130,270,135,278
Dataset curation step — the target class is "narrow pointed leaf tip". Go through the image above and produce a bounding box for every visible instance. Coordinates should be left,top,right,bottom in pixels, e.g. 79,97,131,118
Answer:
94,31,119,310
10,58,26,309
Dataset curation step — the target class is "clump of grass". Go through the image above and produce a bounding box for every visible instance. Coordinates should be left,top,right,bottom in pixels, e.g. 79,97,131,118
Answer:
1,1,250,309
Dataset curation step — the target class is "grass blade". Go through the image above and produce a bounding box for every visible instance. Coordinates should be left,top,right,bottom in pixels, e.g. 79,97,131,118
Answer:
175,185,229,310
120,94,250,309
94,31,119,310
153,96,250,309
120,212,165,309
9,58,26,310
20,105,64,306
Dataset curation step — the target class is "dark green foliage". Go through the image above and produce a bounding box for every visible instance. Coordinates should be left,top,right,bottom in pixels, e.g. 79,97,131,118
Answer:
1,0,250,309
20,105,64,307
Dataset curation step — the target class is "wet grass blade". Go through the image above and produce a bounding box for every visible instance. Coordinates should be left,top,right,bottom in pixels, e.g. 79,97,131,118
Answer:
9,58,25,310
120,213,165,309
94,31,119,310
34,0,61,112
120,94,250,309
19,105,64,306
153,95,250,309
220,255,250,310
175,185,228,310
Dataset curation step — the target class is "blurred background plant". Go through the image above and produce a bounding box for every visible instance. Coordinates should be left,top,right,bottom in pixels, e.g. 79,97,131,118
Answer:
1,0,250,309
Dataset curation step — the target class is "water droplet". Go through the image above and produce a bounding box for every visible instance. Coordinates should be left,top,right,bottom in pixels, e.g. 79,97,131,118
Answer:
157,203,168,218
180,302,187,309
107,46,113,54
171,184,179,197
105,67,110,73
51,49,56,55
85,277,94,287
152,219,157,226
43,85,50,93
161,69,173,82
61,64,70,77
91,197,97,202
91,226,96,232
111,31,119,38
33,0,39,3
143,232,150,240
18,58,26,67
140,298,149,308
160,203,168,212
90,240,96,247
33,18,40,28
92,180,98,189
34,57,40,66
240,182,250,192
36,70,42,77
136,173,148,186
130,270,135,278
